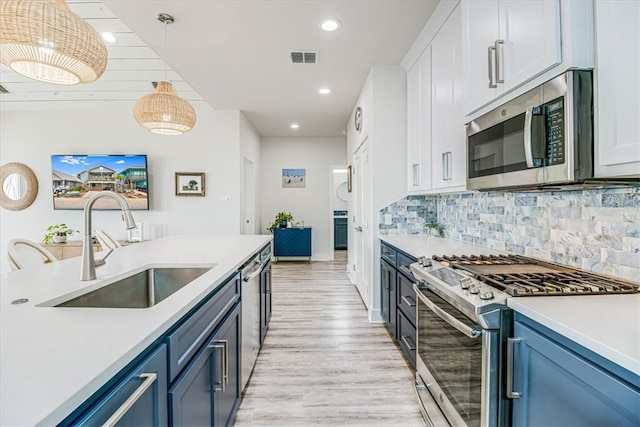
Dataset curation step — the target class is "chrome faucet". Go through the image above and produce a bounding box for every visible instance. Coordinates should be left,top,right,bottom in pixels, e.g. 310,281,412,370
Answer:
81,191,136,281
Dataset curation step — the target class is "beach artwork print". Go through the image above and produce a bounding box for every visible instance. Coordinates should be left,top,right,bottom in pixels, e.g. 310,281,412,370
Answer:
282,168,306,188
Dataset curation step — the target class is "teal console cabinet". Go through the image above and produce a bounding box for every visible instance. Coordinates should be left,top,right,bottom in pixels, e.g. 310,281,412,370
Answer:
273,227,312,260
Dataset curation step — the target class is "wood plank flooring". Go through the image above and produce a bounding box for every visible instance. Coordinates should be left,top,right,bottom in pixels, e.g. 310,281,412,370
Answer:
233,251,425,426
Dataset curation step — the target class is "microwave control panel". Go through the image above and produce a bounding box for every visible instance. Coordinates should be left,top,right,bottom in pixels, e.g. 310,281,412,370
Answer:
544,97,565,166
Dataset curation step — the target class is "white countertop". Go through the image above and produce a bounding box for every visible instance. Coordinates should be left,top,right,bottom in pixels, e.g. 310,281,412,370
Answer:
0,235,271,426
380,234,640,377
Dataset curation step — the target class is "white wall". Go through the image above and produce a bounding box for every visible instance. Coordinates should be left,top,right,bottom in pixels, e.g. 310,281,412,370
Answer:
260,137,347,260
239,113,262,234
0,104,257,272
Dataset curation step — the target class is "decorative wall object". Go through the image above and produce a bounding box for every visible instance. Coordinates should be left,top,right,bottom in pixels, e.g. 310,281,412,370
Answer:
175,172,205,196
282,168,305,188
0,162,38,211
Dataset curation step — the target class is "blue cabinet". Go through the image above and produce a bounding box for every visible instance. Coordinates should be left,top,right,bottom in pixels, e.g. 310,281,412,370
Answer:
260,259,272,345
334,218,348,249
380,258,397,339
169,304,241,427
68,344,168,426
511,314,640,427
273,227,311,259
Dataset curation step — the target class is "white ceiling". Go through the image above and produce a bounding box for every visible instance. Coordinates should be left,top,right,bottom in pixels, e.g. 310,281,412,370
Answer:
0,0,440,137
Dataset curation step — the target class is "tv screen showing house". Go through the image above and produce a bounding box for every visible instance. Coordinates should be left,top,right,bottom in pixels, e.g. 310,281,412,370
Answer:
51,155,149,210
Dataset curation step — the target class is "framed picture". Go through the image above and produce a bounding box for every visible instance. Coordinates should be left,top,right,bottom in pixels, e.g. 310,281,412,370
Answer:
347,165,352,192
175,172,205,196
282,168,306,188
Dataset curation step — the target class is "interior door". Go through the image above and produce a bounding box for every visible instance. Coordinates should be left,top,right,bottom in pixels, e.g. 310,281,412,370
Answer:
353,140,371,307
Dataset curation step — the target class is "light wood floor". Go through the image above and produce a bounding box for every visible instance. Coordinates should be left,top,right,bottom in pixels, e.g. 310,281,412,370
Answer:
233,251,425,426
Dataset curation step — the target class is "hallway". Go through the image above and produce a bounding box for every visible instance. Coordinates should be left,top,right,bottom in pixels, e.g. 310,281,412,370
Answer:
234,252,424,426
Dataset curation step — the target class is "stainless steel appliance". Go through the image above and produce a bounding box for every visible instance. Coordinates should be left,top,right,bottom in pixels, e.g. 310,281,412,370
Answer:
240,247,270,391
466,70,594,190
410,254,639,427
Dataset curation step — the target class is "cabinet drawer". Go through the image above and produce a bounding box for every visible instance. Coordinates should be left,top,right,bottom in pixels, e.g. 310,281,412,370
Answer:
397,273,417,326
397,252,417,279
70,344,168,426
381,243,397,266
398,311,416,369
167,273,240,382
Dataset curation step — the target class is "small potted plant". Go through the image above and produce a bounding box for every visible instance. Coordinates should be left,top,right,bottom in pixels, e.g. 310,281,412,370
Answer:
425,222,444,238
43,223,78,244
267,212,294,233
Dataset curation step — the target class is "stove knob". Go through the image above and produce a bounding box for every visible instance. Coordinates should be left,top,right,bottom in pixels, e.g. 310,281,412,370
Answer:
459,277,472,289
468,283,480,294
479,288,495,300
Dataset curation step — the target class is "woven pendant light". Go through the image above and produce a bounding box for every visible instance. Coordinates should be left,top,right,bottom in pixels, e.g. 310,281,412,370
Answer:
133,13,196,135
134,81,197,135
0,0,108,85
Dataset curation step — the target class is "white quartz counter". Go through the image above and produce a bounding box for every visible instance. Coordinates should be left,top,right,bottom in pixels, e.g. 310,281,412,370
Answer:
0,235,271,426
380,234,640,377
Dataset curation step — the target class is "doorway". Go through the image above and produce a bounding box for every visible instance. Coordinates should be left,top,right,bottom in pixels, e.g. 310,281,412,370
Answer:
242,157,255,235
329,165,349,262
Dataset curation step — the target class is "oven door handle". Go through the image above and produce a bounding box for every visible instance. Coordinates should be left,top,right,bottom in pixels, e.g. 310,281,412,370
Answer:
413,283,482,339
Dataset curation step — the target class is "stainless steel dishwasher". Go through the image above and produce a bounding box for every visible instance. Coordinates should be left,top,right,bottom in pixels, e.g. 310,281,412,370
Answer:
240,251,264,391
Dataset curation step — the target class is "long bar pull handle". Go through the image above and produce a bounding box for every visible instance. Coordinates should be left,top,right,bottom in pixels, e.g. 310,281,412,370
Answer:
507,337,521,399
413,283,482,339
401,335,416,351
412,163,420,187
102,373,157,427
495,40,505,83
488,46,497,88
401,295,416,307
523,106,535,168
209,342,227,392
442,152,452,181
221,340,229,388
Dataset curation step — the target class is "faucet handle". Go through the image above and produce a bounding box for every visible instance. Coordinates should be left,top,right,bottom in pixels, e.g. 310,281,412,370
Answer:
94,249,114,268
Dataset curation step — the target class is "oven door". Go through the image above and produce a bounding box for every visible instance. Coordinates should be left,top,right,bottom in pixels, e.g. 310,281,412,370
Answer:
414,284,500,427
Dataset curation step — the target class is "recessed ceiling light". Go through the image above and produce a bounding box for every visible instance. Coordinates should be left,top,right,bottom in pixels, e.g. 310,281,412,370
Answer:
319,18,341,32
290,123,300,129
318,88,331,95
101,32,117,43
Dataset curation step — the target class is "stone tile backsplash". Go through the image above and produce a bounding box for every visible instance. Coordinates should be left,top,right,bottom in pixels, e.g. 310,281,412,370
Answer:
379,187,640,282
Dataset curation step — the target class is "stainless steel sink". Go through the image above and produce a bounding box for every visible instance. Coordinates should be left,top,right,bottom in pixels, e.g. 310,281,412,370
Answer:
55,267,213,308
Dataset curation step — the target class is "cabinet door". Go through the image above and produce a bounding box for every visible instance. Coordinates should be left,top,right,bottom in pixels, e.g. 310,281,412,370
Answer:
499,0,561,92
431,5,466,190
462,0,500,114
595,0,640,177
511,320,640,427
380,259,397,339
72,344,168,426
260,261,272,345
169,305,241,427
407,47,432,193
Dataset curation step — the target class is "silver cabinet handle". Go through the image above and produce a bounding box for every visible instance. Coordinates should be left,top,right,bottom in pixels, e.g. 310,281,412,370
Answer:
401,295,416,307
495,40,505,83
401,335,416,351
209,340,228,392
523,106,535,168
506,337,521,399
488,45,497,88
412,163,420,187
413,283,482,339
102,373,157,427
442,152,452,181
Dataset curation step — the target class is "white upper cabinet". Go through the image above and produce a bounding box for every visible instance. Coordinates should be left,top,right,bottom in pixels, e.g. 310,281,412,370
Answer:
431,6,466,190
407,48,432,194
462,0,561,115
594,0,640,178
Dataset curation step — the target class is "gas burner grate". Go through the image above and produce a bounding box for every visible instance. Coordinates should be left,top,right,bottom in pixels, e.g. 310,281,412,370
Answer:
477,271,639,296
433,254,535,266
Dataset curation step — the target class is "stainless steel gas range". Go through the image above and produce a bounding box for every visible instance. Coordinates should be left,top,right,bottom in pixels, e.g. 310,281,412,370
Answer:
410,254,639,427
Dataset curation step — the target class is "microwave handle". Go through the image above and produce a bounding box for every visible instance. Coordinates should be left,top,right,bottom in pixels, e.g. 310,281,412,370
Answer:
523,106,536,168
413,283,482,339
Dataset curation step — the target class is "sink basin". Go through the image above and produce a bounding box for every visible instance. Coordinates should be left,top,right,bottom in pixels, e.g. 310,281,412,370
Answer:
55,267,213,308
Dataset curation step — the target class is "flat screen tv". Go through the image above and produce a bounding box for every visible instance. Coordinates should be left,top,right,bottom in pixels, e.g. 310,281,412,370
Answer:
51,154,149,210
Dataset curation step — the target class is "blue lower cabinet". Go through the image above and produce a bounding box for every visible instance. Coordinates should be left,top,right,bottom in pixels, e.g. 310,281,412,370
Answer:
334,218,348,249
273,227,312,258
380,258,397,339
71,344,168,426
511,314,640,427
260,260,272,345
169,304,241,427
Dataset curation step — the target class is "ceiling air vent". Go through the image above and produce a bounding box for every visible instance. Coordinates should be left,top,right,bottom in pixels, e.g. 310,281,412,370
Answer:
291,51,318,64
0,84,10,94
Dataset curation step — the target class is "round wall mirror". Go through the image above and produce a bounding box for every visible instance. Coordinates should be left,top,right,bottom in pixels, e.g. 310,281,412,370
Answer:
0,163,38,211
337,181,348,201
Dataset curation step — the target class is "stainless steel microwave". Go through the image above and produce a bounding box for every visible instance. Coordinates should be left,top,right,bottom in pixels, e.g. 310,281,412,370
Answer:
466,71,594,190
